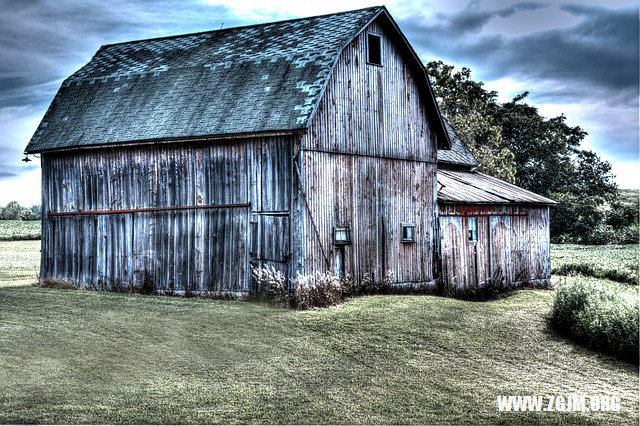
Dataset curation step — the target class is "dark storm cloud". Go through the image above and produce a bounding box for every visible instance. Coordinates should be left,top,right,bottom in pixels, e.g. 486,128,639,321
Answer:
0,0,243,107
0,0,245,179
420,1,548,36
400,2,639,106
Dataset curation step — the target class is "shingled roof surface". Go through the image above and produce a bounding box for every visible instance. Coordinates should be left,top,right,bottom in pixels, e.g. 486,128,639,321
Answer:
25,7,384,153
438,169,556,205
437,118,478,168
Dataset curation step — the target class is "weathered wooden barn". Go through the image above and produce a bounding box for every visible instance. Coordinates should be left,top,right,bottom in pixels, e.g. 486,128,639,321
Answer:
24,6,553,297
437,121,555,295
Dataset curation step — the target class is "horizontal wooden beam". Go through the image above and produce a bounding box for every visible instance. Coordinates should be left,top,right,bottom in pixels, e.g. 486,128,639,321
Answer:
47,203,251,217
28,130,303,155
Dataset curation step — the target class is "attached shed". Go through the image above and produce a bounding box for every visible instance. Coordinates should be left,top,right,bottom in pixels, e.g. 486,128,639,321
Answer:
437,121,555,295
25,6,452,295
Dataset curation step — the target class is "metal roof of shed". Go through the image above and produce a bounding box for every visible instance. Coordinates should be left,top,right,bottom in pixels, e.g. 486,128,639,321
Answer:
438,169,556,205
25,6,450,154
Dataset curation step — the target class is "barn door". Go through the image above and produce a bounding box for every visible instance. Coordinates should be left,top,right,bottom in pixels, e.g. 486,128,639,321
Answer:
489,216,512,288
249,213,290,292
439,216,465,294
510,215,530,286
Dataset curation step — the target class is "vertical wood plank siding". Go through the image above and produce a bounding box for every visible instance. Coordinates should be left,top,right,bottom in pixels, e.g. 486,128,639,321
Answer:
297,19,437,287
438,204,551,294
41,137,293,295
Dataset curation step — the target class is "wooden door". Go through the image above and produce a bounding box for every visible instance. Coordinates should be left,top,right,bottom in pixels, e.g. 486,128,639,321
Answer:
510,215,530,286
489,216,511,288
250,213,290,292
439,216,465,294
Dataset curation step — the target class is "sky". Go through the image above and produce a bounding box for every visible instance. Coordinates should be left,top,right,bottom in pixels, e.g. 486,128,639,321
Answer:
0,0,637,205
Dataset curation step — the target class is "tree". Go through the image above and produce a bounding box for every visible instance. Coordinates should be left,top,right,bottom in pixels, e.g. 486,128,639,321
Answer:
449,111,515,183
28,205,42,221
0,201,30,220
425,60,516,182
492,93,589,197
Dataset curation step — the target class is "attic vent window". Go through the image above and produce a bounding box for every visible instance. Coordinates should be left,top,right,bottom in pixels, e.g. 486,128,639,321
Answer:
367,33,382,66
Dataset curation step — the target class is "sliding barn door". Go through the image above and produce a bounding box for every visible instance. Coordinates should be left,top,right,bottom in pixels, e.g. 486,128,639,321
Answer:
439,216,465,293
489,216,512,288
249,213,290,292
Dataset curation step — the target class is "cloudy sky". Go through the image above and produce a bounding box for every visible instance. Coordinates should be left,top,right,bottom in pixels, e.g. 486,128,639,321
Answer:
0,0,637,205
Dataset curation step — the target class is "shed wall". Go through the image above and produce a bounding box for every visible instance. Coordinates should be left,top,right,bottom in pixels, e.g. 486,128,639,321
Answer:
40,136,293,294
438,204,551,294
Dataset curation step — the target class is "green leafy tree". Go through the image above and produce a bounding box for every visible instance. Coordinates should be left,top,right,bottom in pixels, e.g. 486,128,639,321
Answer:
28,205,42,221
426,60,516,182
1,201,30,220
607,201,639,230
449,112,515,183
549,192,606,243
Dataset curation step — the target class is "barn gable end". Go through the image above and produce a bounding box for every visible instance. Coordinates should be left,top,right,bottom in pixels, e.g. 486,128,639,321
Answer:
295,15,439,287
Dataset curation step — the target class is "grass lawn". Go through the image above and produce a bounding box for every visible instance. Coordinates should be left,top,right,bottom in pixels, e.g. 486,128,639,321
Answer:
0,241,638,424
551,244,638,285
0,220,41,241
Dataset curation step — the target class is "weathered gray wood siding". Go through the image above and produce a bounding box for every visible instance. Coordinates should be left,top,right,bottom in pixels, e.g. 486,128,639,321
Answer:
294,19,437,286
40,136,293,294
438,204,551,294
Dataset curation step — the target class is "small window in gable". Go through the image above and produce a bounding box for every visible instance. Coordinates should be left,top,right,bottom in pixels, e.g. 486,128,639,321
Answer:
367,33,382,66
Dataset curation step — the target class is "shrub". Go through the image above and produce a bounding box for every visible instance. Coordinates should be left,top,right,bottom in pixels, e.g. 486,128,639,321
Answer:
551,279,639,363
40,277,82,290
291,271,343,309
583,224,639,245
289,269,398,309
252,265,287,303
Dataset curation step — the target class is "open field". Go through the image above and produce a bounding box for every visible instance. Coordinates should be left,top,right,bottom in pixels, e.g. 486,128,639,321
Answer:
0,220,41,241
0,240,638,424
0,240,40,286
551,244,638,285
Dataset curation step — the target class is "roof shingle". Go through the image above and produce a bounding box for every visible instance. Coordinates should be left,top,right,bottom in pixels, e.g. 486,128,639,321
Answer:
25,7,383,153
437,118,478,168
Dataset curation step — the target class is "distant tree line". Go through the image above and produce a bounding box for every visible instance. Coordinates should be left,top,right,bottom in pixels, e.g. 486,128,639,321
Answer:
426,61,639,244
0,202,41,221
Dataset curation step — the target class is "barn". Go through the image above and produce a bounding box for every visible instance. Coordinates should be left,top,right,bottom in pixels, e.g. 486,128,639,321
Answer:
24,6,553,297
437,121,555,295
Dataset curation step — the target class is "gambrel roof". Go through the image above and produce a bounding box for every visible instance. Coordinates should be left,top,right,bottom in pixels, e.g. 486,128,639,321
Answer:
25,6,450,153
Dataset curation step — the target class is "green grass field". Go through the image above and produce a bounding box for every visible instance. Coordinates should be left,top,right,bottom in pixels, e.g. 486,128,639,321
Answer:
0,240,638,424
551,244,638,285
0,220,41,241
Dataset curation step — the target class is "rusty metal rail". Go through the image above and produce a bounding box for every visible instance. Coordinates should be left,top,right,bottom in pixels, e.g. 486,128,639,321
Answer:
47,203,251,217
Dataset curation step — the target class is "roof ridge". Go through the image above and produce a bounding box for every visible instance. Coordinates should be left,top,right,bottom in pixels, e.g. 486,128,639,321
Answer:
101,6,384,49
